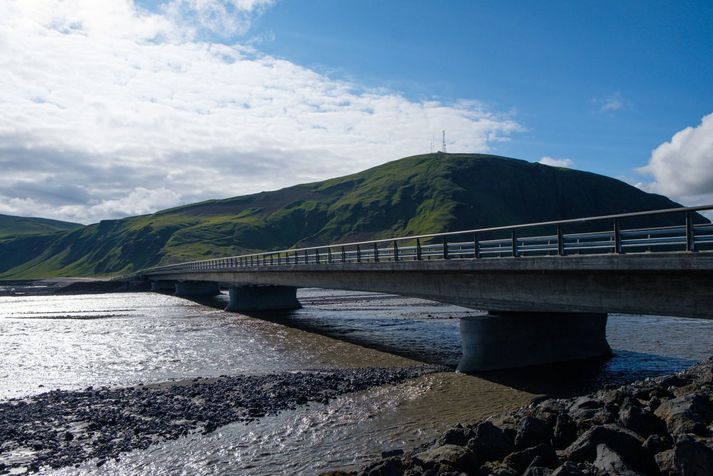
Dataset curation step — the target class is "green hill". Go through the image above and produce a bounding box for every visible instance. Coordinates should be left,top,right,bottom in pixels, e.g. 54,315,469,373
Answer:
0,214,82,238
0,153,696,278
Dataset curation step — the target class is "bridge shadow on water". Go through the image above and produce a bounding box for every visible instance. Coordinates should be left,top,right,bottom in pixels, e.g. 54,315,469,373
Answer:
185,293,698,399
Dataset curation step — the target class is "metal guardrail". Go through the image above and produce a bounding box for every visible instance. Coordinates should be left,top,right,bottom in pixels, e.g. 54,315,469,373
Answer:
141,205,713,276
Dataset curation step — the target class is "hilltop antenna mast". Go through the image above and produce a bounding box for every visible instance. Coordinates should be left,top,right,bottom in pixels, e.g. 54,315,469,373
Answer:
442,130,447,153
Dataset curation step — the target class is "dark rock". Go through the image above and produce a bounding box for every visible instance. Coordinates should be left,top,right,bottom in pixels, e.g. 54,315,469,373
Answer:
438,427,469,447
618,404,667,438
553,414,578,450
503,444,556,473
564,424,651,473
414,444,478,472
568,399,602,422
672,434,713,476
476,462,518,476
550,461,585,476
381,449,404,458
655,449,676,476
523,466,553,476
642,433,672,455
654,394,713,436
592,444,642,476
366,458,403,476
467,421,514,462
659,375,690,389
515,417,553,449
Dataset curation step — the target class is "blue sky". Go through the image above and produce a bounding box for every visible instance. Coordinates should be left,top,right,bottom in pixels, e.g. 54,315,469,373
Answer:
2,1,712,222
242,0,713,178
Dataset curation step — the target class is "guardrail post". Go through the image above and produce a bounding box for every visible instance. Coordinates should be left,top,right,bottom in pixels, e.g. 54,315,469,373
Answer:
556,225,564,256
416,238,422,260
511,230,518,257
304,250,308,264
270,254,274,266
614,219,622,254
393,241,399,261
328,248,333,263
341,246,346,263
356,244,361,263
473,233,480,258
686,211,697,252
373,243,379,262
443,236,449,259
315,248,320,264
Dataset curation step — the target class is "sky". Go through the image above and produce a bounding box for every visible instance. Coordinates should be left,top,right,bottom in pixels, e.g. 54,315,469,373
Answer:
1,0,712,224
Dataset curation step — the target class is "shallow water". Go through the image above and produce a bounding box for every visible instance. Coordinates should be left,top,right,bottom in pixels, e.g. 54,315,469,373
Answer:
1,289,711,474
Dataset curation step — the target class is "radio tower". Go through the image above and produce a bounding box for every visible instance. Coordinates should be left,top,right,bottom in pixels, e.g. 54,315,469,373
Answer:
442,130,447,153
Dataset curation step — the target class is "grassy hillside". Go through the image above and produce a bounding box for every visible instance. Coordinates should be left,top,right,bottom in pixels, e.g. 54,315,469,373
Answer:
0,153,694,278
0,214,82,238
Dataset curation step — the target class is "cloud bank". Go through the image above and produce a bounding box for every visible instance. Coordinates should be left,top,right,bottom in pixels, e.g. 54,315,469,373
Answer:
639,113,713,205
0,0,520,223
538,156,574,168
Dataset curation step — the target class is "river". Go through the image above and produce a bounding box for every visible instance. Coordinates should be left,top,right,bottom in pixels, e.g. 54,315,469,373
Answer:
0,289,711,474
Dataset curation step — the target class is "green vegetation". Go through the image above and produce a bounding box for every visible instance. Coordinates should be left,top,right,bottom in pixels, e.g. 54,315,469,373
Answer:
0,153,692,278
0,214,82,238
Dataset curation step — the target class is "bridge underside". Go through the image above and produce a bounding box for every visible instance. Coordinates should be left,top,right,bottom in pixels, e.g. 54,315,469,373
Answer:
144,253,712,371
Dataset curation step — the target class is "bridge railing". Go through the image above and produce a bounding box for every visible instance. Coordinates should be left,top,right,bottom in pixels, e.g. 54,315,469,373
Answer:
141,205,713,276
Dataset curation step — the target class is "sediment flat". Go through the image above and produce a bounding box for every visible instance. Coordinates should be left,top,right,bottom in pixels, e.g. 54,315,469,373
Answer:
0,366,441,473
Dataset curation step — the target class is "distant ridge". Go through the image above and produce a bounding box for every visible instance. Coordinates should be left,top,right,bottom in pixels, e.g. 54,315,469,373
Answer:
0,213,82,239
0,153,698,278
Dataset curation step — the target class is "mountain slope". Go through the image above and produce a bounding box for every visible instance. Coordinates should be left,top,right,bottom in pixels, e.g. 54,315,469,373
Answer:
0,214,82,238
0,153,695,278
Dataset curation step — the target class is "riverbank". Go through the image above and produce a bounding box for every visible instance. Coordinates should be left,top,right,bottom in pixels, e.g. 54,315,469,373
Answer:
342,357,713,475
0,278,148,296
0,366,441,473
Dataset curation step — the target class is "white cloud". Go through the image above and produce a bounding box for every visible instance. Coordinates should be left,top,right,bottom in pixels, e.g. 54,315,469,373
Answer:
538,156,574,168
593,92,626,114
163,0,275,37
0,0,521,224
638,113,713,205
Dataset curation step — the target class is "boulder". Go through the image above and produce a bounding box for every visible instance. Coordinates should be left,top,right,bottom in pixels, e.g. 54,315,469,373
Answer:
476,462,518,476
550,461,586,476
564,424,652,473
672,434,713,476
568,397,603,421
413,444,478,472
654,449,676,476
642,434,672,455
515,417,553,449
618,404,667,438
467,421,514,462
592,444,642,476
503,444,556,473
365,459,403,476
438,427,469,447
523,466,554,476
654,394,713,436
553,414,578,450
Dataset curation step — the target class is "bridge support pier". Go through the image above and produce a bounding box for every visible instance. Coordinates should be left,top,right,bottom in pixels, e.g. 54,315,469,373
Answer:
225,285,301,312
457,312,611,372
150,280,176,292
174,281,221,297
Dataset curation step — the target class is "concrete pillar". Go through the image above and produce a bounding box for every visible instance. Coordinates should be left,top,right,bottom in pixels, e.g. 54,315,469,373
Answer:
457,312,611,372
174,281,220,297
225,285,301,312
150,280,176,292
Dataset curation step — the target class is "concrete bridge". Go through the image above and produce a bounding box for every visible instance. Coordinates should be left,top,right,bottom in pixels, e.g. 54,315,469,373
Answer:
138,206,713,372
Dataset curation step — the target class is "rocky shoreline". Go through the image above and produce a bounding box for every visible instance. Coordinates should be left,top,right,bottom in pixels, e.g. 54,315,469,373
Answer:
0,366,440,473
336,358,713,476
